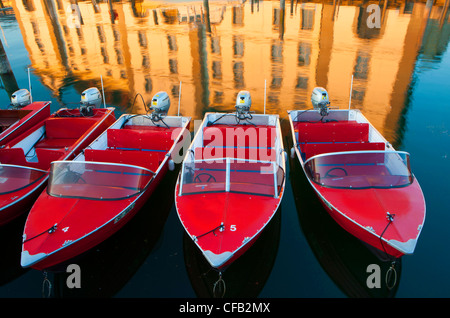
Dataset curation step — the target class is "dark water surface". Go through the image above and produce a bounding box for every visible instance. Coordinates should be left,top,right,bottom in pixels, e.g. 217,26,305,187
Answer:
0,0,449,299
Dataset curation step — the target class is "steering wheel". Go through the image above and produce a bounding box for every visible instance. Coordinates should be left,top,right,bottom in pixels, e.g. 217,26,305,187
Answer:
194,173,216,183
324,167,348,178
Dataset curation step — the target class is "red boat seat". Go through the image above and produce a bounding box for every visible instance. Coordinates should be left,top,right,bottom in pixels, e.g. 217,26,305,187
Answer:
303,142,386,160
294,121,369,143
203,125,276,149
107,128,174,152
35,117,99,149
45,117,99,139
35,138,78,149
194,146,276,161
84,148,161,172
0,147,27,165
0,147,63,170
34,148,65,168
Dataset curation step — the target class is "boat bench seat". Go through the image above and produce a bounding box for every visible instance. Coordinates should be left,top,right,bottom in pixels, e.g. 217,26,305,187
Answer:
34,148,65,167
107,128,174,152
84,148,160,172
0,147,63,170
35,138,78,149
44,117,99,139
35,117,100,149
302,142,385,160
294,121,369,143
194,146,276,161
203,125,276,149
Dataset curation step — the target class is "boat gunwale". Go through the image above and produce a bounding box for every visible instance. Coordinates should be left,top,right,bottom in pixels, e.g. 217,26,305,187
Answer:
0,102,51,144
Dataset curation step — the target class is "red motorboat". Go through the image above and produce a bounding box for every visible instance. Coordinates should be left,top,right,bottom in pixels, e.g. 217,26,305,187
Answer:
288,87,426,259
0,90,51,146
175,91,286,270
21,91,191,270
0,88,115,226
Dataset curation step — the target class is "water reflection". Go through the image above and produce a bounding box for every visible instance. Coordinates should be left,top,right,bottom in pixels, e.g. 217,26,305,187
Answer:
8,0,449,145
0,0,449,298
0,213,30,287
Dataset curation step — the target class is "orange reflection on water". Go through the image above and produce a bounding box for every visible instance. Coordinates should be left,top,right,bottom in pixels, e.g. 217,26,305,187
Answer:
10,0,450,143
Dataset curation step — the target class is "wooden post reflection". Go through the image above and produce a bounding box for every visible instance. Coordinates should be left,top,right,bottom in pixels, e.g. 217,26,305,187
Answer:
203,0,212,33
108,0,115,24
440,0,449,28
0,39,19,97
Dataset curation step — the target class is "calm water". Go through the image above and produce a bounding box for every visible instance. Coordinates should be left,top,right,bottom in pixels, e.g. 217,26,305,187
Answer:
0,0,449,299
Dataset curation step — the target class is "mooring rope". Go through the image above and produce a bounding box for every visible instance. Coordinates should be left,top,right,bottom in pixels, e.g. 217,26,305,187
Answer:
379,212,395,257
194,223,224,241
23,224,57,243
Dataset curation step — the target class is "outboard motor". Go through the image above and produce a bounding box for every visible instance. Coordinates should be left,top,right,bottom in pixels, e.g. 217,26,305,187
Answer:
11,89,32,108
150,91,170,120
149,91,174,169
235,90,252,119
80,87,102,116
311,87,330,117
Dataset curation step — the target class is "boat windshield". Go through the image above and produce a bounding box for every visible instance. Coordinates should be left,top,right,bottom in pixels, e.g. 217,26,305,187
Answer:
179,158,284,198
304,151,413,189
47,161,155,200
0,164,47,195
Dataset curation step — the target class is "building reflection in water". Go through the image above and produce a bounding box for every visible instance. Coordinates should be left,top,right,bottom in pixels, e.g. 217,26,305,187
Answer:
9,0,450,143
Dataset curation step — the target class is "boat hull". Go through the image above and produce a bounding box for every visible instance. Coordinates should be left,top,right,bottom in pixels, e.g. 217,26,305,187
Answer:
310,179,425,258
21,164,167,271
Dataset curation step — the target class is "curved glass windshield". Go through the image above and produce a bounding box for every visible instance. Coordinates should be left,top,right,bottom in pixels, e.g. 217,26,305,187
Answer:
48,161,155,200
179,158,284,197
304,151,413,189
0,164,46,195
